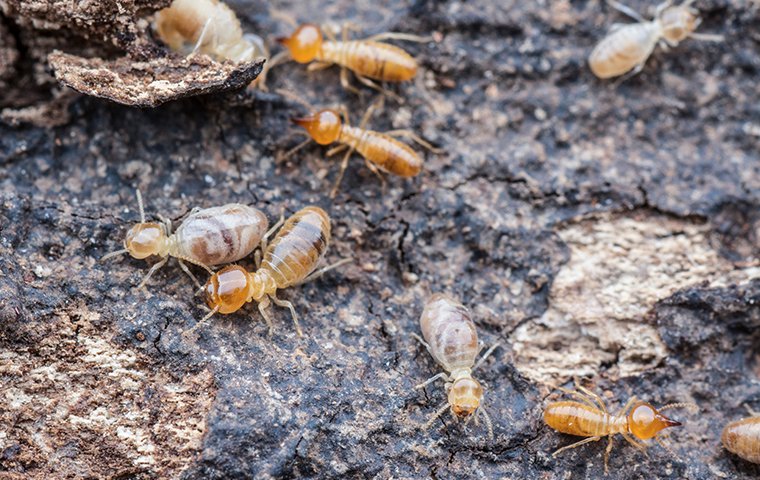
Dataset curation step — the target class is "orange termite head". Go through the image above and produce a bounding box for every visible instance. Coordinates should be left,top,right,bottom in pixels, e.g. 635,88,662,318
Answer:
628,401,682,440
124,223,166,259
204,265,251,314
291,109,343,145
448,377,484,418
659,5,699,44
277,23,323,63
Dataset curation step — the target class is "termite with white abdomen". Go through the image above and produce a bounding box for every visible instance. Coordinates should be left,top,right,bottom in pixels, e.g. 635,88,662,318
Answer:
185,206,350,337
102,190,268,289
722,406,760,464
589,0,723,79
154,0,266,63
413,294,500,439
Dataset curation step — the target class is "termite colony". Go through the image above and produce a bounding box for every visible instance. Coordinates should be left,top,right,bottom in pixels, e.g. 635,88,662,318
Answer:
94,0,744,475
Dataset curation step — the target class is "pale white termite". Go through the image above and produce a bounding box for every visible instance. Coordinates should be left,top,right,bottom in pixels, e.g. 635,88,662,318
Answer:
589,0,724,79
102,190,268,288
413,294,500,439
154,0,266,63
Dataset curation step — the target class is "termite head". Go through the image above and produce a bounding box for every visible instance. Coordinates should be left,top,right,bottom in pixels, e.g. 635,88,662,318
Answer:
278,23,323,63
448,377,483,418
628,401,682,440
292,109,342,144
204,265,251,314
659,5,699,43
124,223,167,259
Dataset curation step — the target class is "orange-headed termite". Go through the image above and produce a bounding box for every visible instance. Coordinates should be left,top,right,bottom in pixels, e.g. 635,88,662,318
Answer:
284,95,441,197
544,381,696,473
722,406,760,464
413,294,500,439
589,0,723,79
184,206,350,337
262,21,431,99
102,190,268,289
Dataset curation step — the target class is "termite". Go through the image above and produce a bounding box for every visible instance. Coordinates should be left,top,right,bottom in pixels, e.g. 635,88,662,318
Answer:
589,0,724,79
102,190,268,289
413,294,500,439
262,20,431,99
184,206,350,337
722,406,760,464
154,0,266,63
544,382,696,473
284,94,441,197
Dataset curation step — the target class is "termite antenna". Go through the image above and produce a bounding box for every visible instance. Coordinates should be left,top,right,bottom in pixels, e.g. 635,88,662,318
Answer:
659,402,699,413
100,248,129,261
135,189,146,223
275,88,314,111
183,305,220,337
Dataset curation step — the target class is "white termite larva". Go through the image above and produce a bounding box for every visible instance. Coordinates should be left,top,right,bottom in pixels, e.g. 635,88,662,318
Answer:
154,0,265,63
413,294,500,439
102,190,268,289
589,0,723,79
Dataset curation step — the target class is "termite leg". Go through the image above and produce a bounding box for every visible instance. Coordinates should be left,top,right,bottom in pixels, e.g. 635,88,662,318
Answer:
618,396,638,416
326,144,350,157
385,129,444,153
604,436,614,474
355,73,403,102
552,436,602,457
606,0,646,23
744,405,760,417
259,211,285,256
270,293,303,337
177,259,202,289
157,213,173,235
575,383,608,414
690,33,724,42
138,257,169,289
255,50,292,92
257,296,276,335
306,61,333,72
472,342,500,372
411,332,435,357
654,0,674,18
621,431,648,452
299,258,352,285
337,104,351,125
330,147,354,197
415,372,450,390
555,385,599,411
193,17,214,54
340,67,363,96
362,158,388,190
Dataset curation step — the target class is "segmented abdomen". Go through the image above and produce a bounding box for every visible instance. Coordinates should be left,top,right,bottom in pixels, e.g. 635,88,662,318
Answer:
319,40,417,81
419,294,479,372
722,417,760,464
544,402,617,437
339,126,422,177
588,23,659,78
175,204,268,266
261,206,331,288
